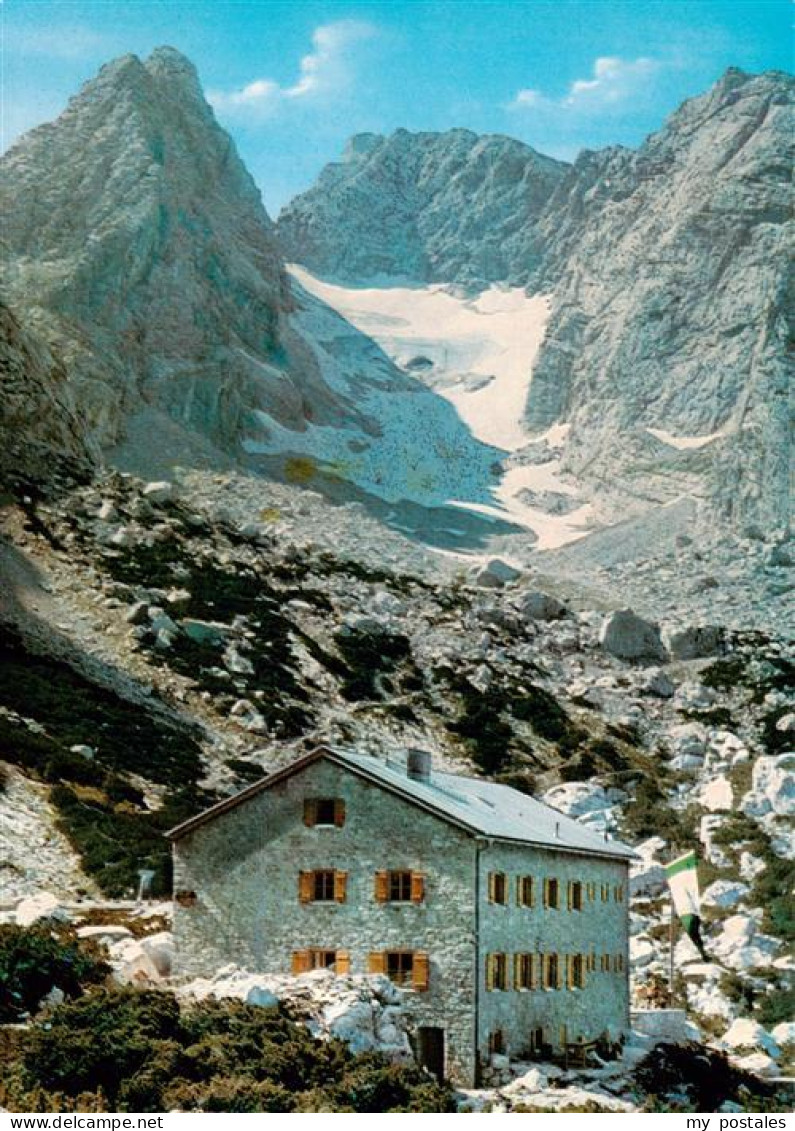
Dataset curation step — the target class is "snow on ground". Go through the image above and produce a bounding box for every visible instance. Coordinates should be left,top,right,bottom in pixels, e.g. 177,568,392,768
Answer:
289,265,549,451
646,427,725,450
286,267,594,551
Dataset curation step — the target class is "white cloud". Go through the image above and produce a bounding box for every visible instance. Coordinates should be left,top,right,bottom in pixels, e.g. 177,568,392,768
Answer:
209,20,377,117
510,55,660,114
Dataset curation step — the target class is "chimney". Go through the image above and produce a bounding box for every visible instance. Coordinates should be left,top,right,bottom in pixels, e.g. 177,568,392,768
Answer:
407,748,432,784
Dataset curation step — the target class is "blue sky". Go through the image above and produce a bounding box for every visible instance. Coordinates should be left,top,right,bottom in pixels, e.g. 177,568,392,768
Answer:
3,1,792,213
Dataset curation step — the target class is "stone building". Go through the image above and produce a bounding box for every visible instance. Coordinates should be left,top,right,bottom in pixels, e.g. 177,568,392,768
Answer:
168,745,634,1085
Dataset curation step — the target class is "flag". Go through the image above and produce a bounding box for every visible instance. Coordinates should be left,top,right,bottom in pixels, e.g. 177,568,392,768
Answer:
665,850,708,960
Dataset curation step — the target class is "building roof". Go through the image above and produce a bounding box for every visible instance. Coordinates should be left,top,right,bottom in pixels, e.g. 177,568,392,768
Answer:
167,745,636,861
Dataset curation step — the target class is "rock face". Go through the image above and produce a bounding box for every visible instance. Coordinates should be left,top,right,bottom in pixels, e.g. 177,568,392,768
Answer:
0,48,353,465
279,69,793,536
0,302,97,489
277,129,567,287
525,68,793,532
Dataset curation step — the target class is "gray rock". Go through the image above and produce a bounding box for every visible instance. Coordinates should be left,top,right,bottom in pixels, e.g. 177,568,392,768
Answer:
516,590,567,621
663,624,725,660
599,609,668,662
474,559,522,588
125,600,150,625
142,481,174,504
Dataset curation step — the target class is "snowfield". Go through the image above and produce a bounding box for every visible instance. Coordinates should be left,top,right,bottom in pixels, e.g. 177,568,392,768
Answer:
284,267,593,550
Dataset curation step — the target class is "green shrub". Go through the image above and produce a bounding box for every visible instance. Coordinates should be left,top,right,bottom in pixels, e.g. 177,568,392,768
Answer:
4,989,455,1113
0,925,109,1022
634,1041,774,1110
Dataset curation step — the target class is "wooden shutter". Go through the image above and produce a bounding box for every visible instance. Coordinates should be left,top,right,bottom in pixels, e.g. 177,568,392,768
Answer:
334,871,348,903
335,950,350,975
543,878,549,908
566,954,573,989
412,952,430,992
567,881,572,910
298,871,313,903
556,953,564,989
488,873,496,902
410,872,425,903
368,951,386,974
292,949,311,974
485,953,495,991
334,799,346,827
513,953,521,989
303,799,317,826
374,870,389,902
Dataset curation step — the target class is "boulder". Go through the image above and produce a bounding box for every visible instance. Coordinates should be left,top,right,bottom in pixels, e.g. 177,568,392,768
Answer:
77,924,134,942
630,860,667,898
182,619,230,646
662,624,724,660
771,1021,795,1048
721,1018,780,1058
125,600,150,625
701,880,749,909
699,776,733,812
516,590,567,621
142,481,174,503
140,931,174,978
642,669,676,698
599,609,667,662
16,892,71,927
474,558,522,588
741,753,795,818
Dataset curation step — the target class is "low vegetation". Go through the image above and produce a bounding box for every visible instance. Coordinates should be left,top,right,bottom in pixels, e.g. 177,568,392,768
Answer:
0,925,109,1023
1,989,455,1113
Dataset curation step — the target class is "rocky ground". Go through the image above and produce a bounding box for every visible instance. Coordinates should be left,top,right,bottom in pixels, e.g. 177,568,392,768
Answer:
0,470,792,1102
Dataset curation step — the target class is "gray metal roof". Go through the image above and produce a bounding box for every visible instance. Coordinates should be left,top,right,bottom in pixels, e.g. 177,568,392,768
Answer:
334,748,636,861
168,745,636,860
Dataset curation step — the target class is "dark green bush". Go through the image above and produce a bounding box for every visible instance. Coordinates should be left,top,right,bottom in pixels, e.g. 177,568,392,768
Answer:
634,1041,773,1110
0,925,109,1022
4,989,455,1113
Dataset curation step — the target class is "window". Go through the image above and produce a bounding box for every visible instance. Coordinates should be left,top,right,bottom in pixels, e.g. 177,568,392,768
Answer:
601,883,609,902
488,1030,505,1056
292,949,350,974
588,951,596,972
543,877,560,909
531,1027,545,1054
374,870,425,903
517,875,534,907
568,954,586,990
601,953,610,972
486,953,508,991
614,884,625,902
613,954,625,973
587,882,596,902
488,871,507,904
568,880,583,911
298,870,347,903
543,953,560,990
174,889,197,907
514,953,535,990
304,798,345,827
369,950,430,991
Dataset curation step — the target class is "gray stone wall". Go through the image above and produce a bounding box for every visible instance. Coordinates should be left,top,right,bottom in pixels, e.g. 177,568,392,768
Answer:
476,841,630,1064
172,756,479,1082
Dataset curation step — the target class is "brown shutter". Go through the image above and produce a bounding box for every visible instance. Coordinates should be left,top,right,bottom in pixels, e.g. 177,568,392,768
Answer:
334,799,346,827
334,871,348,903
530,954,537,989
412,952,430,992
410,872,425,903
299,871,313,903
543,878,549,908
374,870,389,902
566,954,573,989
488,873,495,902
335,950,350,975
368,951,386,974
557,954,564,990
516,876,522,905
485,954,495,991
303,799,317,826
292,949,311,974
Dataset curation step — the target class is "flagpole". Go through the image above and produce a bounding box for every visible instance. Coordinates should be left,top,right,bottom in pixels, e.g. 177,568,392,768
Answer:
669,894,677,1006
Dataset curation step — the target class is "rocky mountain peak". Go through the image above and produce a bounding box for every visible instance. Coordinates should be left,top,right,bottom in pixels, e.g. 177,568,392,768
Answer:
277,127,569,286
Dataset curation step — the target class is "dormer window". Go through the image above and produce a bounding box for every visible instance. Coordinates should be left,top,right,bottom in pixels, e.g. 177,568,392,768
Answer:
304,798,345,827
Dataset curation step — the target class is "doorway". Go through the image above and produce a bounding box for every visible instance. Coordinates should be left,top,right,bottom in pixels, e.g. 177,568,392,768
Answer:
416,1026,445,1081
